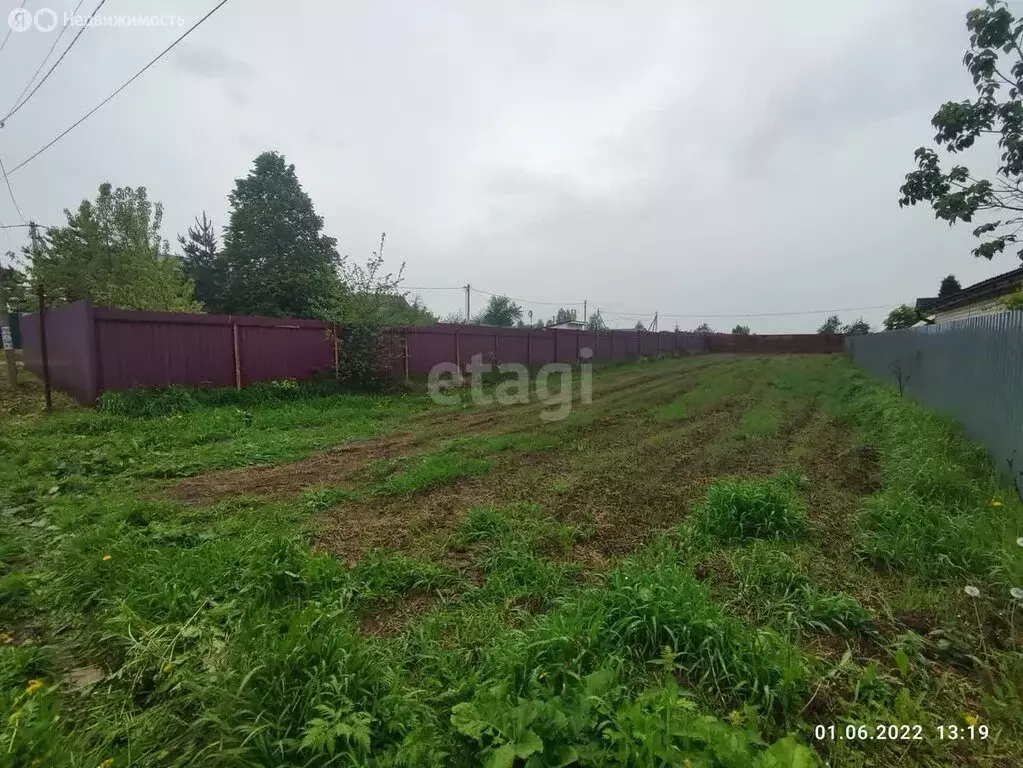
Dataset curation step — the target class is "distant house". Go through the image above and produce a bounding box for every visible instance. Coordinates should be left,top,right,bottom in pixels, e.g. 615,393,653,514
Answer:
916,266,1023,324
547,320,587,330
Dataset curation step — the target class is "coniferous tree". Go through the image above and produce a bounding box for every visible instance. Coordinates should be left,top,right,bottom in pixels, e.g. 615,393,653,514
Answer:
221,151,341,317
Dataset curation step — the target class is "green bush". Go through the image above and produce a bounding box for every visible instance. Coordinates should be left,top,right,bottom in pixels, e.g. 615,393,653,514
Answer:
695,478,807,542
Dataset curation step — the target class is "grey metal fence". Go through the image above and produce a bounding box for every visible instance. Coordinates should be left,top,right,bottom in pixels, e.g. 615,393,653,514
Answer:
845,313,1023,483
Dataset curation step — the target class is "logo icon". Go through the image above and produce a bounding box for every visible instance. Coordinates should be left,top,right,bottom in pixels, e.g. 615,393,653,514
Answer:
33,8,57,32
7,8,32,32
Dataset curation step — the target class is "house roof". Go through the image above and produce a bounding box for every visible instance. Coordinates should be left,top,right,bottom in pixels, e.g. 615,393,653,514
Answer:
916,266,1023,313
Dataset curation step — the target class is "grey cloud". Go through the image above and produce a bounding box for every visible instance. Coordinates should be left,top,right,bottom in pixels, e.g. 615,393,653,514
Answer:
0,0,1010,335
172,43,256,80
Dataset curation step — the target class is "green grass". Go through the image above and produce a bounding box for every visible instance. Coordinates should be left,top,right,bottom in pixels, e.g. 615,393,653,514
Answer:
693,476,807,542
371,452,492,496
2,355,1022,766
736,402,782,439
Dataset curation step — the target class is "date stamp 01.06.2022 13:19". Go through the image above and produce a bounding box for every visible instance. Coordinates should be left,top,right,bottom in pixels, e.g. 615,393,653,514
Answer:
813,723,989,742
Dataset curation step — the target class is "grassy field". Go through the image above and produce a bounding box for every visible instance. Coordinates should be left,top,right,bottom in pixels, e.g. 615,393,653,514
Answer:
1,354,1022,766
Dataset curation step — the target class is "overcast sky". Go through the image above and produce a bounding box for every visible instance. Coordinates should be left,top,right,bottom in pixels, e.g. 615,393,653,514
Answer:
0,0,1018,331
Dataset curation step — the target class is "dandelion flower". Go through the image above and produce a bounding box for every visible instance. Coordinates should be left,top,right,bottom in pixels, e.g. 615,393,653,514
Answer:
1012,587,1023,601
102,554,112,561
98,759,115,768
964,713,979,727
162,663,173,674
991,499,1003,507
964,585,981,598
727,710,743,726
25,679,43,694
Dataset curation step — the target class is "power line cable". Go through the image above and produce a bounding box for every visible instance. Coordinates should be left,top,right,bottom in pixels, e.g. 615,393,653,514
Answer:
6,0,231,176
626,303,898,319
2,0,93,125
0,154,25,223
475,288,897,320
471,286,582,307
0,1,27,57
0,222,58,229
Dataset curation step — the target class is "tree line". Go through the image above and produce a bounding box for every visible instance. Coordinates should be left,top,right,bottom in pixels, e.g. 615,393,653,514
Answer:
1,151,435,327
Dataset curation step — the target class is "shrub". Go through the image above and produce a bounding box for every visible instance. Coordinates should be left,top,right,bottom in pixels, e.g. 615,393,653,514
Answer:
695,478,806,542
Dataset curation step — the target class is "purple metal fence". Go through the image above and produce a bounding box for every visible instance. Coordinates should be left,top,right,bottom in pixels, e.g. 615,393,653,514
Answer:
20,301,844,404
21,301,99,404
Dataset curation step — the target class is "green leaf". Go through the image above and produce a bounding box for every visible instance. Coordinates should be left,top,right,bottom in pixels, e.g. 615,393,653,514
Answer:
451,702,486,740
756,736,814,768
514,729,544,759
486,744,518,768
894,648,910,678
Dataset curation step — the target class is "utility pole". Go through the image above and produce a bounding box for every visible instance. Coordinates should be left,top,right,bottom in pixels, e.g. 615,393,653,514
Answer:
583,299,587,324
651,311,658,332
0,261,17,388
465,283,470,323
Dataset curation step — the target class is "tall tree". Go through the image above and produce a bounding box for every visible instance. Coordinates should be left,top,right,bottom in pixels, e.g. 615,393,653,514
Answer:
731,324,751,335
883,305,920,330
818,315,842,334
586,312,607,331
0,260,30,311
842,318,872,336
634,320,646,331
899,1,1023,262
221,151,340,318
178,212,226,313
694,322,714,333
939,274,962,297
473,295,523,327
31,184,199,311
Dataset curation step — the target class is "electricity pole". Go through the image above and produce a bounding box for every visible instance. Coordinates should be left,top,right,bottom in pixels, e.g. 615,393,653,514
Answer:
465,284,470,323
0,262,16,387
583,299,587,324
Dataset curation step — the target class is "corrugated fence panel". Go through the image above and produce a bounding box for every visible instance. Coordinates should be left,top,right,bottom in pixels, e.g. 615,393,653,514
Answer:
21,303,849,404
21,301,98,403
555,330,576,363
612,330,637,357
457,330,497,366
402,327,455,375
846,313,1023,481
96,309,235,391
237,319,334,385
495,330,528,366
530,332,556,365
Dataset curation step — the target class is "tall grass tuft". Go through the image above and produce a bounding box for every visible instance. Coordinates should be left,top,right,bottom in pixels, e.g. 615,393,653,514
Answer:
694,477,807,543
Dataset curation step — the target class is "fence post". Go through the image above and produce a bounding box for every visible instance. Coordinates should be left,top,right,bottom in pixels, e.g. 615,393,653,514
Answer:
37,284,51,412
403,329,410,382
231,318,242,389
83,300,101,404
454,329,461,370
333,323,341,380
0,269,17,387
526,329,531,368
